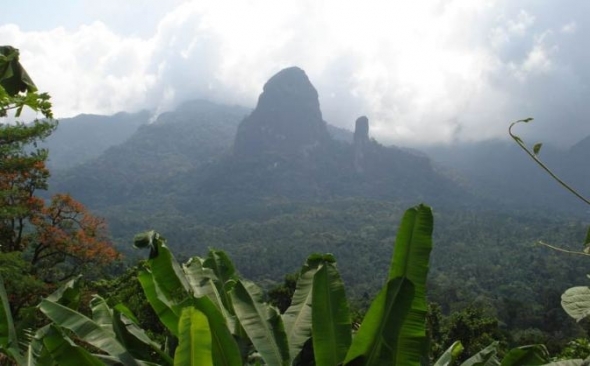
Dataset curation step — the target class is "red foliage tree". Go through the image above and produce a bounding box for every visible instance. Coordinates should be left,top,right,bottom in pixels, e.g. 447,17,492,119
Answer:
0,47,119,286
28,193,119,282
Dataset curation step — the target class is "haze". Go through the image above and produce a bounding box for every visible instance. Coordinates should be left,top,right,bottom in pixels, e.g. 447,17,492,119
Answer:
2,0,588,147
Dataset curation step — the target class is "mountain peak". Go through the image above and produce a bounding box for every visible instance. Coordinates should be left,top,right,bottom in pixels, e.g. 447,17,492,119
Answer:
234,67,329,157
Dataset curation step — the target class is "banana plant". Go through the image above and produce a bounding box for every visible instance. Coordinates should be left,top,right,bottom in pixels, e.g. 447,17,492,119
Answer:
129,204,436,365
343,204,433,366
3,203,560,366
0,274,164,365
0,274,25,364
132,205,434,366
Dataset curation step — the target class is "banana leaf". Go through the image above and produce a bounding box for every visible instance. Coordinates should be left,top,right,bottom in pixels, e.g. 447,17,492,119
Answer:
44,276,81,309
434,341,464,366
231,279,290,366
192,296,242,366
343,277,414,365
39,299,142,366
137,268,181,336
344,204,433,366
460,342,500,366
174,307,213,366
0,274,24,364
183,258,236,331
135,232,191,304
311,257,351,366
282,254,323,361
499,344,549,365
388,204,433,364
41,325,104,366
88,296,172,364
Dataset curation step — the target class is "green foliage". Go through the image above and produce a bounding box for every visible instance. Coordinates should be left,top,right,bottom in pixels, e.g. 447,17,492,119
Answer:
344,204,433,365
556,338,590,360
175,307,213,366
0,204,435,365
311,256,351,366
562,286,590,322
1,203,569,365
0,46,52,119
442,306,505,362
510,118,590,362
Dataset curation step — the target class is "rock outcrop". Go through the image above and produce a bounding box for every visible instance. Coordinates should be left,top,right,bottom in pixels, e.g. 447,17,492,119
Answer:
354,116,369,172
233,67,329,158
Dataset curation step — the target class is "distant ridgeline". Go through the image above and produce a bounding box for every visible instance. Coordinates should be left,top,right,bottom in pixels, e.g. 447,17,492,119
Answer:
187,67,466,210
52,66,467,213
47,68,590,338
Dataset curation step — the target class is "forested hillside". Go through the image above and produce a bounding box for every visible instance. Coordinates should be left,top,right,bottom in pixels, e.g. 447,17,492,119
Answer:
42,67,590,354
4,0,590,362
42,110,150,170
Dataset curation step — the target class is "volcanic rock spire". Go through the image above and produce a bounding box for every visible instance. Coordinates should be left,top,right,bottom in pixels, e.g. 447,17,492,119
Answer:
233,67,329,157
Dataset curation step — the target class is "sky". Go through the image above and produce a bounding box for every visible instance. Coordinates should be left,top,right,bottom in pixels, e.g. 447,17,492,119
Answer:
2,0,589,147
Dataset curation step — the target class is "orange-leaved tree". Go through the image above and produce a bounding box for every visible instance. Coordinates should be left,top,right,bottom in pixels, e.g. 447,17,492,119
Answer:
0,46,119,302
28,193,119,283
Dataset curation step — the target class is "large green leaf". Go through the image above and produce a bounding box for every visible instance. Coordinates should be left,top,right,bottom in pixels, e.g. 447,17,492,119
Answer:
499,344,549,365
89,297,172,364
39,299,142,365
230,279,290,366
192,296,242,366
136,232,190,304
91,296,116,336
434,341,464,366
0,46,37,95
138,268,181,336
45,276,81,309
389,204,434,282
460,342,500,366
343,277,414,365
282,254,323,361
344,204,433,366
202,250,239,318
23,325,53,366
183,258,236,331
41,325,104,366
312,257,351,366
0,274,24,364
113,306,172,364
203,250,237,288
174,307,213,366
561,286,590,321
388,204,433,364
0,275,16,349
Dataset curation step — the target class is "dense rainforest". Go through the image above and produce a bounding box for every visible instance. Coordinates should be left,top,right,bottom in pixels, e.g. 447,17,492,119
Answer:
2,46,590,365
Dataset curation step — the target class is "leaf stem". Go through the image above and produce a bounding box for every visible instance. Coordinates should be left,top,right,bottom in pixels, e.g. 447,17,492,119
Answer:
509,119,590,206
537,241,590,257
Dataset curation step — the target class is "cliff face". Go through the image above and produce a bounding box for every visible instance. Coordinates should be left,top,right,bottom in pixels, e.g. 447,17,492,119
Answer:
233,67,329,158
354,116,369,172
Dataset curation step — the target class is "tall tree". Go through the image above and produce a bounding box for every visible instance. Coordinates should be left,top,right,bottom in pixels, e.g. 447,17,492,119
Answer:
0,46,118,287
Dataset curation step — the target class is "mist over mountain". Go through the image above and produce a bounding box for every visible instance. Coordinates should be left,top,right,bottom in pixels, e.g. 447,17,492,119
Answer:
424,139,590,214
43,110,150,170
48,65,590,221
234,67,330,158
51,99,249,208
52,67,467,212
41,67,590,344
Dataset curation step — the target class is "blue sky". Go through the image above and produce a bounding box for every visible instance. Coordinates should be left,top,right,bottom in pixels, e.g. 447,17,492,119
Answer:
2,1,589,147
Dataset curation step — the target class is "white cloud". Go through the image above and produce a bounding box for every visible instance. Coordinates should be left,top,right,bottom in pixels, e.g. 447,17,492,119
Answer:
561,21,577,34
2,0,589,146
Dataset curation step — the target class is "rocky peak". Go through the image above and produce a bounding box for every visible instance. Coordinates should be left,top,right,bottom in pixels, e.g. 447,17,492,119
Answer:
354,116,369,144
233,67,329,158
354,116,370,172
